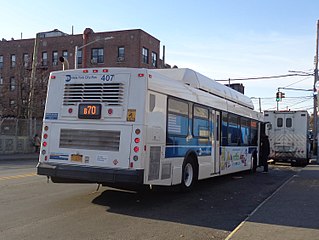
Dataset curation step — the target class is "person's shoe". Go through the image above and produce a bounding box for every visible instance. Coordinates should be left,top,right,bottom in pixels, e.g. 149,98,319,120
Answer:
262,171,268,174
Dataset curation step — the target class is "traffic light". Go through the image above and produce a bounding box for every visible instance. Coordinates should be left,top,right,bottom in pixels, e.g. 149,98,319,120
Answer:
276,91,281,102
276,91,285,102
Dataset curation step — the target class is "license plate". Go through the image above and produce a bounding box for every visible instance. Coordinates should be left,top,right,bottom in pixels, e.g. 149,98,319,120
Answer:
71,154,83,162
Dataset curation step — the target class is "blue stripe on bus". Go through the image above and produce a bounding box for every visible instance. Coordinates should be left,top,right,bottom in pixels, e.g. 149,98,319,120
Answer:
165,145,212,158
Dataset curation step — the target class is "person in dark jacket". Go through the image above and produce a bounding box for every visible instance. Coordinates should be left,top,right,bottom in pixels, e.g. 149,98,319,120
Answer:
260,134,270,173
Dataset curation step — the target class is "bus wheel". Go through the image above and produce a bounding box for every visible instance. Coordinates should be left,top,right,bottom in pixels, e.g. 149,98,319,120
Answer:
181,157,197,191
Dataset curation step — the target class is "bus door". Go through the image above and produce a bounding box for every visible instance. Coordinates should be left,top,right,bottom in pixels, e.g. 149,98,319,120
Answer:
211,110,220,174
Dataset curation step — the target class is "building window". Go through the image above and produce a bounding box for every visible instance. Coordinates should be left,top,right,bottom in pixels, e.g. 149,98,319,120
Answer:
10,77,16,91
10,99,16,108
117,46,125,61
0,76,3,85
142,47,149,64
42,52,48,66
62,50,68,59
77,50,82,65
151,52,157,67
11,54,16,68
0,55,3,68
23,53,29,68
52,51,58,66
91,48,104,64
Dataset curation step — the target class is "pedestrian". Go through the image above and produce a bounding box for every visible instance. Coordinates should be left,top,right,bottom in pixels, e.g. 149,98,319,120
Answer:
260,134,270,173
33,134,41,153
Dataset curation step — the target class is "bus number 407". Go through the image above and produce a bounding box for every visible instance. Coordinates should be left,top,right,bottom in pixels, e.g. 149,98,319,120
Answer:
101,75,114,81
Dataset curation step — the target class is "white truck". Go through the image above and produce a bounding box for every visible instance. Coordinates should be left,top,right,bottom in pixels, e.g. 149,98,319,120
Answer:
263,110,310,166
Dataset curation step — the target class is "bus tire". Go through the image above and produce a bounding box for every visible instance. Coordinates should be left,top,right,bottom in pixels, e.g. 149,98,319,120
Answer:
180,156,198,191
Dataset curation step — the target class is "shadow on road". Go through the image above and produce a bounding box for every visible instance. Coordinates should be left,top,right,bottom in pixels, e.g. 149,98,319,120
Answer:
92,166,297,231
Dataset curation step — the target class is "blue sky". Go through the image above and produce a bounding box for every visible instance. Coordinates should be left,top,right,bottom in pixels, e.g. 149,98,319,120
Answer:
2,0,319,112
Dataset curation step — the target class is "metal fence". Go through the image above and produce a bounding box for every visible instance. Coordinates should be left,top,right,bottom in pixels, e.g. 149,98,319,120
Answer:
0,118,42,154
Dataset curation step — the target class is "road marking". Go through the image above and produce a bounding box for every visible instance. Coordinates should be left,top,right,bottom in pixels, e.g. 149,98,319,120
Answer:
225,174,296,240
0,173,37,181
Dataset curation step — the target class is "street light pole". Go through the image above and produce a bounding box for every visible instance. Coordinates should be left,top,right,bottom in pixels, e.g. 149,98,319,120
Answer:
74,36,113,69
314,20,319,160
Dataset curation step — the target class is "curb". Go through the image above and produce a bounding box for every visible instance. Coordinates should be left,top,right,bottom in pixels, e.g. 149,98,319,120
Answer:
225,173,298,240
0,154,39,161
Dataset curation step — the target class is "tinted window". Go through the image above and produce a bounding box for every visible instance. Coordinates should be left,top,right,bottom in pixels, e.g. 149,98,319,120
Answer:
168,98,188,115
286,118,292,128
277,118,283,127
167,98,189,136
193,106,209,138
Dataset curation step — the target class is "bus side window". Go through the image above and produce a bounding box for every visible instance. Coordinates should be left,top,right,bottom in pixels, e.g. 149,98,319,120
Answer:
240,117,250,146
193,105,209,140
221,112,228,146
167,98,189,137
228,114,241,146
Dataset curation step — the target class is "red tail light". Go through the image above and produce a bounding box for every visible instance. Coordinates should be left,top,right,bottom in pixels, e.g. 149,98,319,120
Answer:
134,146,139,153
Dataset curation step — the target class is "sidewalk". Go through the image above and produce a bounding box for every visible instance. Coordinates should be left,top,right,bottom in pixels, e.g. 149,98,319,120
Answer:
0,153,39,161
226,163,319,240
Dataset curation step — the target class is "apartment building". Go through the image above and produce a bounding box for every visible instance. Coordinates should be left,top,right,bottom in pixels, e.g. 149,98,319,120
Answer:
0,28,161,119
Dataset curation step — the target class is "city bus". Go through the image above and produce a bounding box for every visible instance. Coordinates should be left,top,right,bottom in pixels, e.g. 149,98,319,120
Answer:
37,67,263,190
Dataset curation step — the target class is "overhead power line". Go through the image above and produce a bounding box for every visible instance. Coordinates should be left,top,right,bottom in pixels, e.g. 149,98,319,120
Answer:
215,73,313,82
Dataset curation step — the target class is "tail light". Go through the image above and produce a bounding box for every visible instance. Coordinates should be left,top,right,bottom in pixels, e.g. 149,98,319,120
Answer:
42,125,49,157
134,146,139,153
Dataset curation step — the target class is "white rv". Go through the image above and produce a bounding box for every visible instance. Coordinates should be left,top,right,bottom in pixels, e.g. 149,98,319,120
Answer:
264,110,310,166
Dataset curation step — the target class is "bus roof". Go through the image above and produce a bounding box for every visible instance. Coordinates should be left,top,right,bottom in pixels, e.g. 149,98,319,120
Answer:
149,68,254,110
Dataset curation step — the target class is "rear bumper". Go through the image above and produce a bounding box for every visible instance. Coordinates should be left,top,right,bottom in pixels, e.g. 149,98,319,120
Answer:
37,162,144,184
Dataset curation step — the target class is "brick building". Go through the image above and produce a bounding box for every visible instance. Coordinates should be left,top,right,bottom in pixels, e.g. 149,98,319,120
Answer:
0,28,162,119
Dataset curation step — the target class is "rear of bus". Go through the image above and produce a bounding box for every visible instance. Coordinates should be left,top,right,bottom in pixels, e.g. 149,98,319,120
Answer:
37,68,147,186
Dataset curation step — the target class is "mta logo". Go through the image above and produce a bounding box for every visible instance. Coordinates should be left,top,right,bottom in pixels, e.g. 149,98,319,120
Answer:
65,75,71,82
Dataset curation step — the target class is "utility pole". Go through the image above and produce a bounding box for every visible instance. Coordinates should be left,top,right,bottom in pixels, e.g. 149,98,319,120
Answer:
314,20,319,159
28,33,39,120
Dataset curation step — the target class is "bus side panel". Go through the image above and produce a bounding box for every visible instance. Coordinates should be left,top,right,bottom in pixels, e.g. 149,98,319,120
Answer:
144,92,172,185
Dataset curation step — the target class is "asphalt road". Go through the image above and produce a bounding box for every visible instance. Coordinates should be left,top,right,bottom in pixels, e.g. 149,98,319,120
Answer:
0,160,300,240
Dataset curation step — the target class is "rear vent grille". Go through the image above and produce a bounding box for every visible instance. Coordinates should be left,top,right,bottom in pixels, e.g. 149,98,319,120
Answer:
63,83,124,106
60,129,120,151
148,146,161,181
